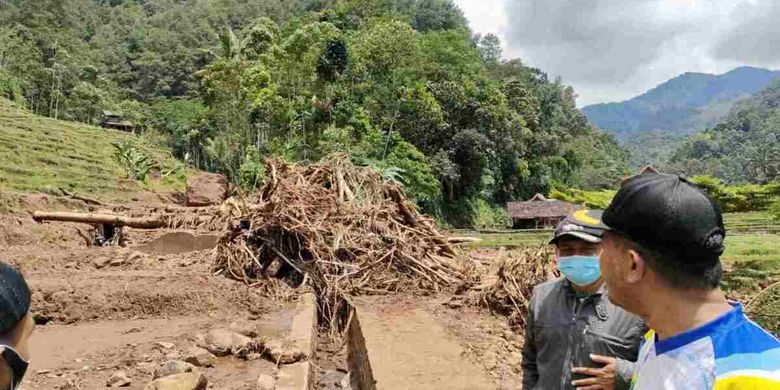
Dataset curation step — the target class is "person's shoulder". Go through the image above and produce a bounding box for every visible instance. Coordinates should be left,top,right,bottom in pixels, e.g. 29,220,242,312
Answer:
712,312,780,387
714,314,780,356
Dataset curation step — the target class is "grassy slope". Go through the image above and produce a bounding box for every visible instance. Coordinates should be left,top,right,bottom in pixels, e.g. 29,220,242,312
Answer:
0,99,184,201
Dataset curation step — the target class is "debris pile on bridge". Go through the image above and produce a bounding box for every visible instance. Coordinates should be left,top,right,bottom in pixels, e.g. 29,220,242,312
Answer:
213,154,471,327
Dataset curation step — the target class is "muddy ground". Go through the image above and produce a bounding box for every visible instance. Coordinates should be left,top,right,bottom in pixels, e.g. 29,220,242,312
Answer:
2,213,302,389
2,210,524,389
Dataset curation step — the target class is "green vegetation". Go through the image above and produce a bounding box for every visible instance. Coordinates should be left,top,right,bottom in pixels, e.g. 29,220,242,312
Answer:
465,228,780,254
468,231,550,248
0,0,630,226
0,98,184,199
722,234,780,264
688,176,780,213
771,200,780,221
112,140,156,181
621,131,687,169
548,179,780,215
724,211,777,228
670,80,780,184
720,235,780,335
549,187,616,209
470,199,510,230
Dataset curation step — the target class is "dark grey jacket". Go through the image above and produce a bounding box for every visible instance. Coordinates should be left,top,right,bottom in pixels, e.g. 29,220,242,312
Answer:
521,277,646,390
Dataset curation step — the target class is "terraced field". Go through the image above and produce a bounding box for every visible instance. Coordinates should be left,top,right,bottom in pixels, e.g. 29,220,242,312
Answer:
0,99,184,200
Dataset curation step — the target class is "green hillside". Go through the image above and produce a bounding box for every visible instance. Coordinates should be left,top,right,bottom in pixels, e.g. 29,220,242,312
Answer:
669,80,780,184
0,0,630,226
0,98,184,200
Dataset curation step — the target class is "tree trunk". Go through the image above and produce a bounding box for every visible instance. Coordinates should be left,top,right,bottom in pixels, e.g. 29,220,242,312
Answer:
33,211,165,229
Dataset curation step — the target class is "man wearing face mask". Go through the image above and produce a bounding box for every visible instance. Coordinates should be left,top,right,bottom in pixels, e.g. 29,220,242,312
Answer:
0,262,33,390
521,210,646,390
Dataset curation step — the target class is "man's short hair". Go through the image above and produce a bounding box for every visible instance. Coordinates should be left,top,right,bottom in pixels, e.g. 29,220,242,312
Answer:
0,262,31,337
616,233,722,290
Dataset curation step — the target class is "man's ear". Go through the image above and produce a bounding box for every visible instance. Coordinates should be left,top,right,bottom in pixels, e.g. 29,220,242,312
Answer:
626,248,645,284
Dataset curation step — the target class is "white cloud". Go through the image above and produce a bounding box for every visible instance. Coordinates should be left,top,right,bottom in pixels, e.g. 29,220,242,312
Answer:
454,0,780,107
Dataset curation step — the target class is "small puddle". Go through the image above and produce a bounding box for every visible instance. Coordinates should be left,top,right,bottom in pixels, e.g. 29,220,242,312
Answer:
135,232,218,255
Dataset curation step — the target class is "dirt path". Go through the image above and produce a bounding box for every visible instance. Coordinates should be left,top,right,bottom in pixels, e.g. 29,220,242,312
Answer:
354,298,496,390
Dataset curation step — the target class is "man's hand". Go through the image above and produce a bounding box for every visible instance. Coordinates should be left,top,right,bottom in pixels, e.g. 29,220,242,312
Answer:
571,354,617,390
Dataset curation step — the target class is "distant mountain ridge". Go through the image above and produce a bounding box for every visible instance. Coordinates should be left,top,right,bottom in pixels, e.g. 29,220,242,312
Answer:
583,66,780,140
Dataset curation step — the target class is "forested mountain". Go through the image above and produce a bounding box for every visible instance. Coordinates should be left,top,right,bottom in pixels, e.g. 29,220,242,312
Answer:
584,67,780,139
582,67,780,167
0,0,629,226
668,80,780,185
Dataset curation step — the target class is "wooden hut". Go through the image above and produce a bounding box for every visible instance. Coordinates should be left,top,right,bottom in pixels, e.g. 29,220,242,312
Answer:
100,111,135,132
638,165,659,175
621,165,661,185
506,194,582,229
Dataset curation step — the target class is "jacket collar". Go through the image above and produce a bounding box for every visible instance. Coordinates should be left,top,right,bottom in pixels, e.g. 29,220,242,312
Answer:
563,278,607,297
563,279,611,320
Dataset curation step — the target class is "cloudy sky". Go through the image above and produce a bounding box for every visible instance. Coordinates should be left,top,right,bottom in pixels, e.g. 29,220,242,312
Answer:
453,0,780,107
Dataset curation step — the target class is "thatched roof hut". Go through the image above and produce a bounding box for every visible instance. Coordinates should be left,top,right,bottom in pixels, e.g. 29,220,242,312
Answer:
621,165,661,185
100,111,135,132
638,165,659,175
506,194,581,229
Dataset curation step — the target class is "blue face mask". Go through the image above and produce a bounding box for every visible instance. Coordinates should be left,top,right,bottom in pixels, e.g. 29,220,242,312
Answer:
557,255,601,286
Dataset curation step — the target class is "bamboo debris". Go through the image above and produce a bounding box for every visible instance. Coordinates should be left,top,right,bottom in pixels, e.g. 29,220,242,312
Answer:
212,154,470,328
467,247,558,332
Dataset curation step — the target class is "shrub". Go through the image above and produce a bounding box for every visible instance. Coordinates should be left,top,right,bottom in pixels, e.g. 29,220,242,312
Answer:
549,188,616,210
112,141,156,181
238,146,266,191
689,176,780,213
472,198,509,229
770,199,780,222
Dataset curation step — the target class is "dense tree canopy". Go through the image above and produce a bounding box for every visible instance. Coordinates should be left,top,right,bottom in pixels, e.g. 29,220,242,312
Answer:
669,80,780,185
0,0,630,226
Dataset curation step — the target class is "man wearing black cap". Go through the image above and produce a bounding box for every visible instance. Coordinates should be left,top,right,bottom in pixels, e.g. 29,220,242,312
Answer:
599,174,780,389
0,262,33,390
522,210,646,390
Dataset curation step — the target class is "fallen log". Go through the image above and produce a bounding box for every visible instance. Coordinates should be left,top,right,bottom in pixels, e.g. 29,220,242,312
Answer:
33,211,165,229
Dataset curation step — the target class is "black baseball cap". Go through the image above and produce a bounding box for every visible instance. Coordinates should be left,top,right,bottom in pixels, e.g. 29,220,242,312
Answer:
603,174,725,264
550,210,609,245
0,262,31,336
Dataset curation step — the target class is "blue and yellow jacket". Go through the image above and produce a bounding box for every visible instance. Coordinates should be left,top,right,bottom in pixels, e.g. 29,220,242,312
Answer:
630,303,780,389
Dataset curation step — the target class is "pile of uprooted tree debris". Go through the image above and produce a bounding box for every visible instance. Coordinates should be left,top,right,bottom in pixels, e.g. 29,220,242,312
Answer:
33,153,558,331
